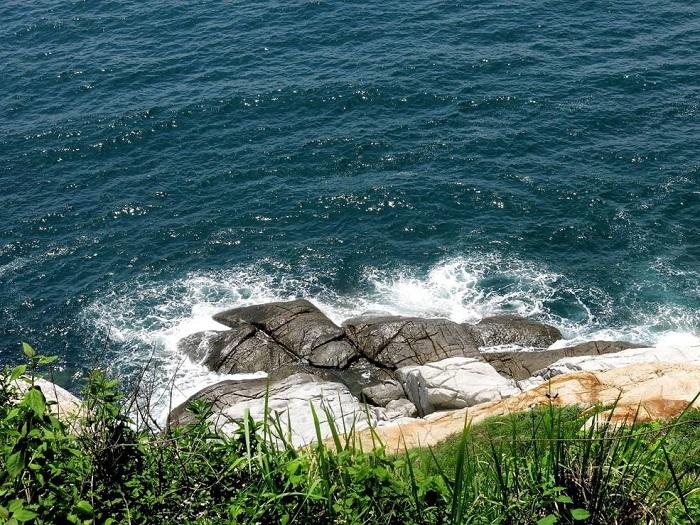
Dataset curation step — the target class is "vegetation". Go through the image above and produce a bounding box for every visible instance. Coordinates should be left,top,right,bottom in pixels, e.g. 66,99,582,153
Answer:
1,344,699,524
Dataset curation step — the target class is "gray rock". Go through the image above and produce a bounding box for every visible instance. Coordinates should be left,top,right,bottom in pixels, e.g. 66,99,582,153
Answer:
374,398,418,421
343,316,482,369
177,324,296,374
396,357,521,416
361,380,406,407
475,315,562,348
213,300,358,368
517,345,699,391
483,340,642,381
169,373,372,447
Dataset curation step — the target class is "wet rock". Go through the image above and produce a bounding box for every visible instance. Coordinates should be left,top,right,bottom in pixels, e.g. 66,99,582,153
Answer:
475,315,562,348
343,316,482,369
396,357,520,416
361,380,405,407
213,300,358,368
169,373,372,447
483,340,641,381
177,324,295,374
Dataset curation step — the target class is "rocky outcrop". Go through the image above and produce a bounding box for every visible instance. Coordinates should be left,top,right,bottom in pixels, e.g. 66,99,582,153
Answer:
169,373,372,448
343,316,482,368
396,357,520,416
356,362,700,452
475,315,562,348
172,299,687,448
213,300,358,368
482,340,641,381
519,345,700,389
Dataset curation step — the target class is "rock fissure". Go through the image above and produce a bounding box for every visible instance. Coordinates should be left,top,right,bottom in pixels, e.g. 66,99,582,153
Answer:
169,299,693,448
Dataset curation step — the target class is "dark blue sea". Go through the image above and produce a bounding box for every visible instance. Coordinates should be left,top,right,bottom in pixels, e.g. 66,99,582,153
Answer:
2,0,699,409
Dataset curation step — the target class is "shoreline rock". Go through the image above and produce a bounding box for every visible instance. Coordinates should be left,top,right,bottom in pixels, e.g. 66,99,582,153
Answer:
355,362,700,452
170,299,695,447
482,340,641,381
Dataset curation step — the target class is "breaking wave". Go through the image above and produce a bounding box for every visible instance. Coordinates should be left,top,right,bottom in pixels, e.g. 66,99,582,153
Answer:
83,254,700,422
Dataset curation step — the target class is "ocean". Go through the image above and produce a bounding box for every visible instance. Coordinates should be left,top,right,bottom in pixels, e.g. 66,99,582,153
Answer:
1,0,698,415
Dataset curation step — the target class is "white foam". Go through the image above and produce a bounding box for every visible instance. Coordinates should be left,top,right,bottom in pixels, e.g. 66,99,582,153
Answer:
82,254,700,425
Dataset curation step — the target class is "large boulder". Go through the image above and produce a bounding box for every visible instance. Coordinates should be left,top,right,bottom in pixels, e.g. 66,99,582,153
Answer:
474,315,562,348
482,340,641,381
178,324,295,374
168,373,372,447
396,357,520,416
343,316,482,369
213,300,358,368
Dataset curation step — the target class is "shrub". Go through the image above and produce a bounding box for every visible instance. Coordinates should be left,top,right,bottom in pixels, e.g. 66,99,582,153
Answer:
0,344,698,524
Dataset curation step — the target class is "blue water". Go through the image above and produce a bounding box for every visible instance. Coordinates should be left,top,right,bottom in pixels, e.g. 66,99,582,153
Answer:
2,1,699,397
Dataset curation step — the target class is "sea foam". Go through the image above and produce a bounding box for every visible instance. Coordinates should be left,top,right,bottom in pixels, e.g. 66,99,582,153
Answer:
83,254,700,423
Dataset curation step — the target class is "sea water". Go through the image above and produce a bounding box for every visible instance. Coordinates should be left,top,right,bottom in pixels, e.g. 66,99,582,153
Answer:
1,0,698,417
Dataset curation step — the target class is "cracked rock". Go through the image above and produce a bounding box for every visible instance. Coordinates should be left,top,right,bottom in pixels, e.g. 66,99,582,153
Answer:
475,315,562,349
177,323,295,374
343,316,482,369
213,299,358,368
482,340,641,381
396,357,521,416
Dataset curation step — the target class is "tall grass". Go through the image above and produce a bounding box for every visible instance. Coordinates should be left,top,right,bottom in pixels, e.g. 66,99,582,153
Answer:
1,345,699,524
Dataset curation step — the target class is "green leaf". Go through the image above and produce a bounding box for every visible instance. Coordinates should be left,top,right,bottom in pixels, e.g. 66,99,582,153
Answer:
9,365,27,382
6,452,24,479
21,342,36,359
74,500,93,517
555,495,573,504
23,387,46,417
38,356,58,365
12,509,37,523
571,509,591,521
537,515,559,525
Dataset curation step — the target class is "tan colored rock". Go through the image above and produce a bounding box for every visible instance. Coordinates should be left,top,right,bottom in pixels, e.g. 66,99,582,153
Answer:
356,362,700,452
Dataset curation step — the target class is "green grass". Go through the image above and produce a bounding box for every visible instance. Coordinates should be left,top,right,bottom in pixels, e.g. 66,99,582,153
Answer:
1,344,699,524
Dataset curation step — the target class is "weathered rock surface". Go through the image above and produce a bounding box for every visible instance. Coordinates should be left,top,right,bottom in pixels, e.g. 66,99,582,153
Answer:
482,340,641,381
343,316,482,369
396,357,521,416
174,299,695,449
169,373,372,447
178,325,295,374
519,345,700,389
376,399,418,421
361,380,406,407
475,315,562,348
356,362,700,452
213,300,358,368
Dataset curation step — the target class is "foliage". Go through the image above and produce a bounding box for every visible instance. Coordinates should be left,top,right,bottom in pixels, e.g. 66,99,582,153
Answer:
0,344,699,524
